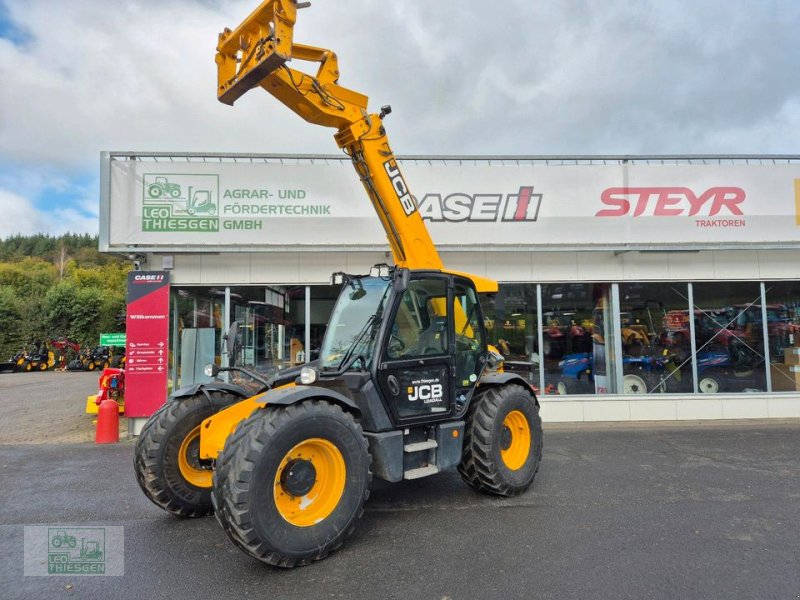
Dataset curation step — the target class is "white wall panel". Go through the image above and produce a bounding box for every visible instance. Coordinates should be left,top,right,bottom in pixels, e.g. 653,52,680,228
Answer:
345,252,392,273
667,252,716,280
485,252,533,282
539,399,584,422
531,252,579,281
676,398,723,420
712,250,760,279
576,253,624,281
583,400,631,421
630,399,678,421
620,252,671,280
757,250,800,279
250,253,301,283
721,397,770,419
298,253,349,283
167,254,203,285
439,251,485,276
200,254,251,284
767,397,800,418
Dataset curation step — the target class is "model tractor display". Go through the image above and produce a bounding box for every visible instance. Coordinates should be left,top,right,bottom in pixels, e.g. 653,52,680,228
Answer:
134,0,542,568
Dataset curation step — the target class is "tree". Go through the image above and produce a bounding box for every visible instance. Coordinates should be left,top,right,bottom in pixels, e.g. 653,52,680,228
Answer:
0,286,24,359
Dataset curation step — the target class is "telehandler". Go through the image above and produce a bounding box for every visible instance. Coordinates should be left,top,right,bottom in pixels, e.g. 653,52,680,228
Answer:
134,0,542,568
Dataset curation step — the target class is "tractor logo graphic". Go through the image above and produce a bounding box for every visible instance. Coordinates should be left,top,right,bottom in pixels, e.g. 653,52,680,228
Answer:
147,176,182,199
142,173,220,232
47,527,106,574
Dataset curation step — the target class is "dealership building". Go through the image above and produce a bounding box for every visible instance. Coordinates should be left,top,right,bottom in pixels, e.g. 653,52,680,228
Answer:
101,152,800,423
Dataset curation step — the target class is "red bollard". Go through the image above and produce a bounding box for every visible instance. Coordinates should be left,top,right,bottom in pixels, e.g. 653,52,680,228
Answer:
95,399,120,444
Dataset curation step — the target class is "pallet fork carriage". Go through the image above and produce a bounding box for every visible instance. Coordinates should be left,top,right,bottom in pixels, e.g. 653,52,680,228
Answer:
135,0,542,568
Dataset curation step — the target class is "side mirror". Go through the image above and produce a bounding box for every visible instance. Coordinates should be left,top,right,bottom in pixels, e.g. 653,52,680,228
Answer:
393,268,410,293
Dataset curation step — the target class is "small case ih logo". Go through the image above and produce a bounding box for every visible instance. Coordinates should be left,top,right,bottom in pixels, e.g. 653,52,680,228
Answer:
142,173,220,232
47,527,106,575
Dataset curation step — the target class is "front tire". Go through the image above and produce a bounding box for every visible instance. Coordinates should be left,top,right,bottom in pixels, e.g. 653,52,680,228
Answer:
134,393,228,517
458,384,543,497
212,400,371,568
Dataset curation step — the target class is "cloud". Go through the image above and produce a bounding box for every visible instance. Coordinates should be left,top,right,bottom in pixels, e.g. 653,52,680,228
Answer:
0,187,97,237
1,0,798,166
0,0,798,236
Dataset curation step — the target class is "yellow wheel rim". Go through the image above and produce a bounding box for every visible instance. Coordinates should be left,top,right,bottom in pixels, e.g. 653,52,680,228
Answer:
273,438,346,527
177,425,212,488
500,410,531,471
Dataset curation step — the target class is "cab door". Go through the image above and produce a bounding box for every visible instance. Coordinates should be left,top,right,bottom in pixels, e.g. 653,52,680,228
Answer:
376,275,455,424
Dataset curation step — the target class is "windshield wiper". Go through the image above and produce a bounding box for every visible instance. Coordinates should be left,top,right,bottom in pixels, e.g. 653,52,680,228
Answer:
333,312,379,372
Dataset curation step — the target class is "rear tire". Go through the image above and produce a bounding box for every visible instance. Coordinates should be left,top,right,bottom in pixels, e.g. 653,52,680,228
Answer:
622,372,648,394
458,384,542,497
698,374,724,394
134,393,231,517
212,400,370,568
557,376,590,395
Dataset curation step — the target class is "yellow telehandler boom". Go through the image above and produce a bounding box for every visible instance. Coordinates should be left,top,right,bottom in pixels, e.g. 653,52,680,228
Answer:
215,0,495,290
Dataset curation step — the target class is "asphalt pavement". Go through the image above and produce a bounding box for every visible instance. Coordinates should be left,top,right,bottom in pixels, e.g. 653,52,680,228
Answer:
2,413,799,600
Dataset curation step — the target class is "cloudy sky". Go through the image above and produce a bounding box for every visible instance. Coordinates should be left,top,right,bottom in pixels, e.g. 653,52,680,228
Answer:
0,0,798,238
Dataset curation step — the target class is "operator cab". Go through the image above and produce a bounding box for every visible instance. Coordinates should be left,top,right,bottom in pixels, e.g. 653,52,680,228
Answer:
309,264,487,429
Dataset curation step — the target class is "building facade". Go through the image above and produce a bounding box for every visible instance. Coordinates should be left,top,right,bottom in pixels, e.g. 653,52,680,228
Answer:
101,152,800,423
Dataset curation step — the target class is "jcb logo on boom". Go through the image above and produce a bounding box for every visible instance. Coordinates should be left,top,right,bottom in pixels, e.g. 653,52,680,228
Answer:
384,159,417,217
407,384,444,403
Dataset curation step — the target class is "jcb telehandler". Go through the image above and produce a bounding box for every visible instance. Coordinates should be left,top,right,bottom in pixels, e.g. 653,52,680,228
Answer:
134,0,542,568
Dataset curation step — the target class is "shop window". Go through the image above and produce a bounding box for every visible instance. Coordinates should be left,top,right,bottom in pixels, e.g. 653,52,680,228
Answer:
481,284,540,390
230,286,288,372
763,281,800,392
691,282,767,394
170,287,225,389
541,283,613,395
618,283,693,394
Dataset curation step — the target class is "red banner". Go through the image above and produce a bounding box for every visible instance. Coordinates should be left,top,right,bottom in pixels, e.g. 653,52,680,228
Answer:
125,271,170,417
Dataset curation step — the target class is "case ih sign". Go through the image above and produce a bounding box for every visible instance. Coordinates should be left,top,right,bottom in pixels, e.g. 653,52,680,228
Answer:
105,158,800,251
125,271,170,417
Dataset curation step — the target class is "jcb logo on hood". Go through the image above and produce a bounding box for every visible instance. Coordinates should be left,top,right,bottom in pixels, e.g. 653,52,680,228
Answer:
596,186,745,217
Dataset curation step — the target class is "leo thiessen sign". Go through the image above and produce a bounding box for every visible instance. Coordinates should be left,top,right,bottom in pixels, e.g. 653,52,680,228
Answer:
106,160,800,250
125,271,169,417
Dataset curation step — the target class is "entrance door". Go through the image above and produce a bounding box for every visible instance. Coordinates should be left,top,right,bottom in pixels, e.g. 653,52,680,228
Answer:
376,276,454,424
